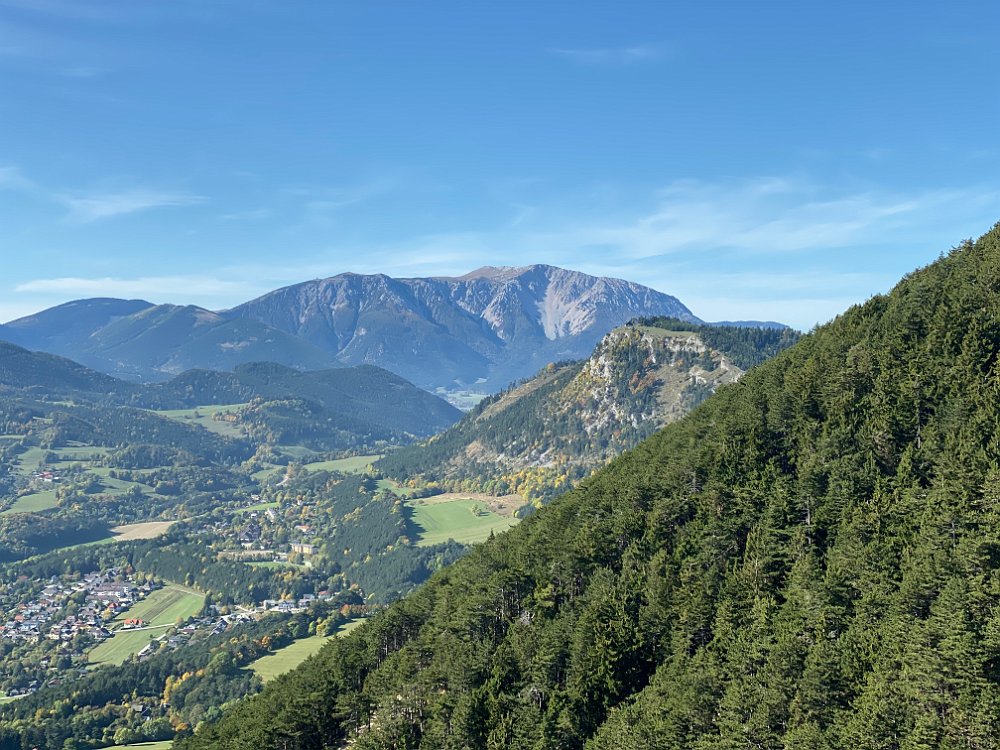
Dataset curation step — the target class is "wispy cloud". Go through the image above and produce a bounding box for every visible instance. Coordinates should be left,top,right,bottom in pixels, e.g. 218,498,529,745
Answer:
14,275,257,301
0,166,35,191
286,177,400,214
550,44,664,65
0,165,205,221
60,189,205,222
59,64,108,78
219,207,271,223
5,171,996,331
308,176,997,329
0,0,136,22
0,14,112,76
525,177,995,260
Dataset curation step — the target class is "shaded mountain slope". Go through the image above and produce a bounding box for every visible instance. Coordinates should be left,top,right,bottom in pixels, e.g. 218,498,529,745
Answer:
5,301,340,381
379,319,799,502
180,224,1000,750
0,297,154,352
141,362,461,439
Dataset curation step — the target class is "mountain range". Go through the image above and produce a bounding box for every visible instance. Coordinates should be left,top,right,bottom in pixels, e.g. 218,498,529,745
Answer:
0,265,740,392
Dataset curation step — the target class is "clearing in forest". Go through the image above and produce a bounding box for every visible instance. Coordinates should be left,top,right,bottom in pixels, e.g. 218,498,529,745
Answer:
248,618,366,683
407,497,519,547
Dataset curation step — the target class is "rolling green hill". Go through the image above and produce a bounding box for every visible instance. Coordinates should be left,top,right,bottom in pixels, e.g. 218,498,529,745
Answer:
0,344,461,456
180,224,1000,749
139,362,461,442
379,320,798,502
0,346,459,564
0,341,137,398
0,298,154,355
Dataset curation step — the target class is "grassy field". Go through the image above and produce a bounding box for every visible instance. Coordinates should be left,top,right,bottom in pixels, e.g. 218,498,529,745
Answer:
248,635,329,682
251,465,282,482
107,741,173,749
89,585,204,665
88,626,170,666
1,444,167,516
235,501,280,514
1,489,59,515
49,521,173,553
248,454,382,483
88,470,161,497
11,446,47,476
109,521,175,540
152,404,248,438
407,498,519,546
248,618,366,682
376,478,418,497
248,560,307,570
48,445,112,464
111,584,204,627
302,454,382,473
275,445,317,460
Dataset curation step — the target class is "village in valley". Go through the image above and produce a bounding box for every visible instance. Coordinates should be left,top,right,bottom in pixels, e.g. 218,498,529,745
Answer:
0,562,339,700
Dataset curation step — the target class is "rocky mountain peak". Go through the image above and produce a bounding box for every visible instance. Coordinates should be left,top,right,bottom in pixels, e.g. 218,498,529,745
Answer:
226,264,697,390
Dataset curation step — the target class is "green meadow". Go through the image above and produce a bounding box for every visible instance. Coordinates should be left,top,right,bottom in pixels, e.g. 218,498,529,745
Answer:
89,585,204,666
88,628,169,666
151,404,248,439
110,584,204,627
302,454,382,474
1,489,59,516
407,498,519,547
248,618,366,683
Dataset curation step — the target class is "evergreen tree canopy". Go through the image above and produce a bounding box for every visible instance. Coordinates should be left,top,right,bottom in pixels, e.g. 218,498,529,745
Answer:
180,224,1000,750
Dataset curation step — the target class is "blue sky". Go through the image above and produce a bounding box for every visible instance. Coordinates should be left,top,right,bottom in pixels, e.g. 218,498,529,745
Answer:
0,0,997,329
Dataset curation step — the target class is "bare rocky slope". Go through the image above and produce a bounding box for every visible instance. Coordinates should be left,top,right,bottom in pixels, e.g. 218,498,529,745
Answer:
377,318,800,502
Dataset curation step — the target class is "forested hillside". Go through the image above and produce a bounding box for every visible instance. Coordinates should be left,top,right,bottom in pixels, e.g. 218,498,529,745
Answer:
379,321,798,502
0,345,460,453
181,224,1000,749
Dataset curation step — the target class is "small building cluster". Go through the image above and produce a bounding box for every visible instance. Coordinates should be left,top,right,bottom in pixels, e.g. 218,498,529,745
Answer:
135,615,235,661
260,590,336,613
0,571,153,644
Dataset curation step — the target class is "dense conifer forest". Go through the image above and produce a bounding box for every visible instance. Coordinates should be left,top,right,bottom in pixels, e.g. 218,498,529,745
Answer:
180,224,1000,749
